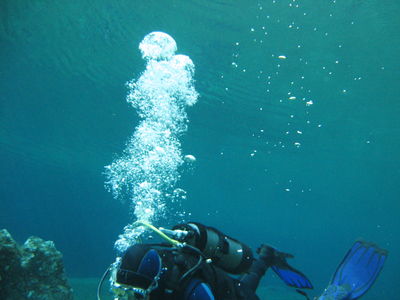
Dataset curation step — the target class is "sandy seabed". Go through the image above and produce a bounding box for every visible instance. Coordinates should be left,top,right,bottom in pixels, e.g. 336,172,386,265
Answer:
70,278,306,300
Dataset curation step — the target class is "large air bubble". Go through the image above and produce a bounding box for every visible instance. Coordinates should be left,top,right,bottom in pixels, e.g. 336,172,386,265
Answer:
104,32,198,252
139,31,177,61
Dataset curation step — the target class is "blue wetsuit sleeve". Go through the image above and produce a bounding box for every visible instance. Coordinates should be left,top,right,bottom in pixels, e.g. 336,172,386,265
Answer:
183,278,215,300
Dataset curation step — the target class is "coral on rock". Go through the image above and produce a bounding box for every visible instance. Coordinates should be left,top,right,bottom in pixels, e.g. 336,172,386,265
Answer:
0,229,73,300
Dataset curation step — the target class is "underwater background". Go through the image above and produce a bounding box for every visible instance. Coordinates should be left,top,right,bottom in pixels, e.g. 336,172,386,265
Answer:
1,0,399,299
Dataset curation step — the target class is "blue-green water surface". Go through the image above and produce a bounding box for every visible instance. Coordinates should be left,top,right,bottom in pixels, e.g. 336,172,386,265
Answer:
1,1,399,299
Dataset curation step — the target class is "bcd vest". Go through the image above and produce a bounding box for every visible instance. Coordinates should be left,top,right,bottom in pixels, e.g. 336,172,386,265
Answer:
147,244,257,300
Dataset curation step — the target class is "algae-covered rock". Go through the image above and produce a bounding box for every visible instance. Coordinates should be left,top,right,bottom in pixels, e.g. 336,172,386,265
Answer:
0,229,24,299
0,229,73,300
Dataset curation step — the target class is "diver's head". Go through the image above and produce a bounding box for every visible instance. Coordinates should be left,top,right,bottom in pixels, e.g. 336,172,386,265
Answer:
112,245,162,300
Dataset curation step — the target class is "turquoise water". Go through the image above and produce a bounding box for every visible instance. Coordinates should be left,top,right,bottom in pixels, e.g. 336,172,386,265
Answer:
1,1,399,299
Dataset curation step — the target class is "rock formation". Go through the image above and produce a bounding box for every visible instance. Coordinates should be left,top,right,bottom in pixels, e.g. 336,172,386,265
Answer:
0,229,73,300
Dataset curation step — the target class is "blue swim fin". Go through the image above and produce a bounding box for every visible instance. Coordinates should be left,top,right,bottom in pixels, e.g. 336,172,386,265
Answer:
258,244,313,289
271,262,313,289
319,240,388,300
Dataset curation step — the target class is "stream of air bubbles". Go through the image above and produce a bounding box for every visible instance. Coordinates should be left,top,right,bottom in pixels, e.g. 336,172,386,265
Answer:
104,32,198,252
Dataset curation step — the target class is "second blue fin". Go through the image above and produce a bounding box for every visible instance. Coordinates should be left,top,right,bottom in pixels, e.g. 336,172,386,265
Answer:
319,240,388,300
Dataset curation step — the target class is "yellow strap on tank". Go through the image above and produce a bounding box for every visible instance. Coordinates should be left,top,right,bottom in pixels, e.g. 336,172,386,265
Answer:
133,220,182,247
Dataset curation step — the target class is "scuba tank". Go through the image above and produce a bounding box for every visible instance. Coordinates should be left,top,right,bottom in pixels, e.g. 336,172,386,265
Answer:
172,222,253,274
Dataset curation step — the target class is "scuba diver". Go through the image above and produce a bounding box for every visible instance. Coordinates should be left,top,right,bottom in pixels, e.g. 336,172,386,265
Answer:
99,222,388,300
99,221,313,300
